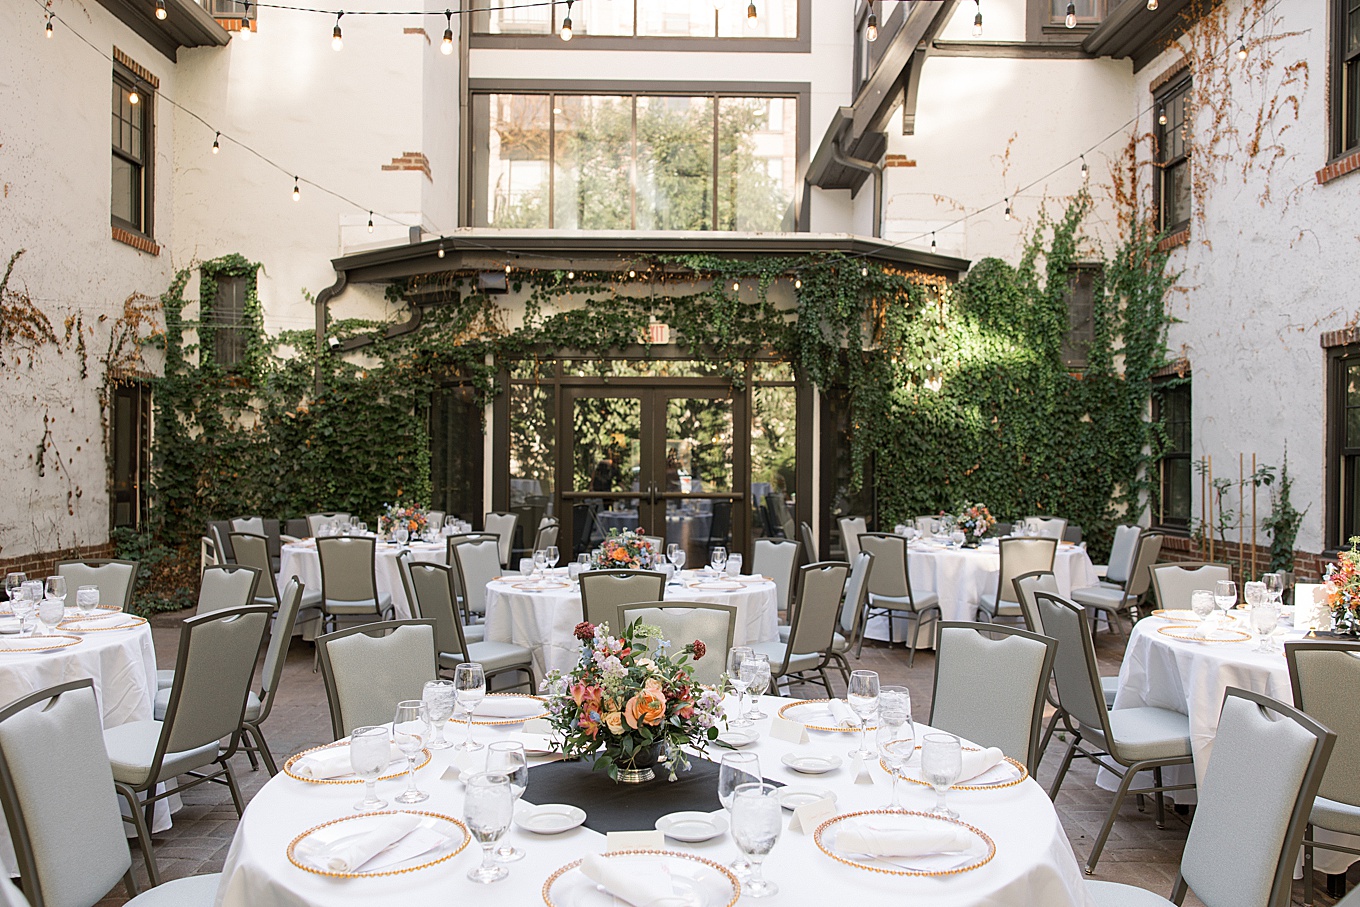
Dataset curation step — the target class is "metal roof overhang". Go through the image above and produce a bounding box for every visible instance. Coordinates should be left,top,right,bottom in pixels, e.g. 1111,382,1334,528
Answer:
1082,0,1194,71
98,0,231,60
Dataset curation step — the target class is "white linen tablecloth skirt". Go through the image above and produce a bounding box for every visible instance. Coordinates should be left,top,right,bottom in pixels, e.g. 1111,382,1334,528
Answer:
278,541,446,624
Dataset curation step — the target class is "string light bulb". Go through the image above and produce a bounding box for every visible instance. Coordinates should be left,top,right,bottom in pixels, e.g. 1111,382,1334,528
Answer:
930,232,937,252
1157,104,1167,125
367,212,374,233
732,281,740,292
1080,155,1088,177
45,11,54,37
128,84,140,105
794,278,802,289
1004,197,1011,220
292,177,300,201
567,269,575,280
505,261,512,275
436,240,445,259
332,12,343,51
212,132,220,154
866,2,877,42
155,0,167,20
972,1,982,37
238,2,250,39
1146,0,1158,9
560,0,573,40
628,269,636,278
1236,35,1248,60
1065,1,1076,28
441,10,453,54
860,267,868,277
746,2,757,28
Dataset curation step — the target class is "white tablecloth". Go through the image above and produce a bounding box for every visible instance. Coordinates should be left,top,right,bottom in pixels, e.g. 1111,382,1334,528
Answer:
484,574,781,679
279,540,446,621
213,694,1094,907
866,542,1099,644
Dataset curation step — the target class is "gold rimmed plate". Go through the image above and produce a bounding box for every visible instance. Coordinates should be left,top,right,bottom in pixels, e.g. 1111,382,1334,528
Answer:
888,746,1028,791
777,699,876,733
454,693,550,726
286,809,469,879
1151,609,1200,622
1157,625,1251,644
511,581,572,592
0,635,82,654
59,613,148,632
687,580,743,592
283,741,432,785
542,849,740,907
814,810,996,878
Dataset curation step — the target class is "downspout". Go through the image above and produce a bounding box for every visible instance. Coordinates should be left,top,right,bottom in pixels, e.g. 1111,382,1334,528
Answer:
832,138,884,239
313,270,347,395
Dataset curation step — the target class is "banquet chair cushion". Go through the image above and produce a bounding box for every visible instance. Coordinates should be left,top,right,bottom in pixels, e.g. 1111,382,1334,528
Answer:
463,623,486,643
1080,707,1192,763
1102,675,1119,708
778,625,849,653
1070,585,1128,610
324,594,393,615
1084,880,1175,906
1312,795,1360,836
126,873,221,906
102,720,221,786
155,688,261,722
747,640,822,675
156,669,174,690
977,590,1022,617
869,591,939,612
438,640,534,674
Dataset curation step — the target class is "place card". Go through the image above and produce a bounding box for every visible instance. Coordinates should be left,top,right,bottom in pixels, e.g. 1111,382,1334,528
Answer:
788,795,837,834
606,830,665,852
769,716,808,745
523,717,555,737
1294,583,1324,630
849,755,876,785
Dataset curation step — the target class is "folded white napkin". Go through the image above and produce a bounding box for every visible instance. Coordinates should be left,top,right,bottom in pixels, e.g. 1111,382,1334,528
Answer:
68,612,137,630
292,743,403,780
826,699,858,728
294,813,448,873
958,747,1005,782
837,821,974,857
474,697,544,719
579,854,694,907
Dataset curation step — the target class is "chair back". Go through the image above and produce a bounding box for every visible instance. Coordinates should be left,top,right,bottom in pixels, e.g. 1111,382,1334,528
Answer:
1104,525,1142,585
996,538,1058,607
449,537,503,616
208,521,236,563
200,536,219,572
1124,532,1164,599
230,516,265,536
484,512,519,567
534,519,560,552
1034,592,1112,738
838,516,867,559
55,559,138,611
929,622,1057,772
230,532,279,605
426,510,446,530
579,571,667,626
800,521,818,562
307,512,351,536
1011,570,1059,633
284,518,310,539
1150,562,1232,611
858,533,913,602
0,680,131,907
643,536,665,557
1178,688,1336,907
316,536,379,604
1063,524,1084,545
1023,516,1067,540
752,538,800,609
571,503,597,555
317,620,437,740
400,559,471,660
1286,640,1360,811
707,501,733,547
616,601,737,686
786,562,850,658
837,551,874,639
914,515,936,534
197,563,261,614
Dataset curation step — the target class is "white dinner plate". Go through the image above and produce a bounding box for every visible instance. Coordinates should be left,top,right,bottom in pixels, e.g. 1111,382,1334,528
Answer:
543,851,739,907
515,803,586,835
656,811,729,843
782,752,842,774
777,787,835,811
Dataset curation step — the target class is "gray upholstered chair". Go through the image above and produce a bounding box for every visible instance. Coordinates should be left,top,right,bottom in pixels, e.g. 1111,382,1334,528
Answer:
107,605,271,884
857,532,940,666
1070,532,1163,635
1149,562,1232,611
799,521,818,562
928,621,1056,773
1022,515,1068,540
199,535,220,573
230,532,324,617
1094,524,1141,585
484,511,520,567
207,521,236,563
0,679,220,906
783,551,874,685
750,561,849,695
306,512,351,536
1087,688,1335,907
316,536,393,632
838,516,867,559
196,563,261,615
751,538,801,611
977,537,1057,625
616,601,738,686
317,619,438,741
1039,591,1195,874
1286,639,1360,907
449,535,506,625
229,515,264,536
398,559,534,692
579,570,667,627
55,559,139,611
426,510,446,530
533,518,560,553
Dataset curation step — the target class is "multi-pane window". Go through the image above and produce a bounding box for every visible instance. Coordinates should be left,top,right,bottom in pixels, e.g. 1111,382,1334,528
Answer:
1061,266,1099,369
111,69,152,236
1329,346,1360,547
1333,0,1360,156
1155,76,1191,234
1153,380,1191,530
473,0,798,38
207,274,247,368
1049,0,1105,26
472,92,798,231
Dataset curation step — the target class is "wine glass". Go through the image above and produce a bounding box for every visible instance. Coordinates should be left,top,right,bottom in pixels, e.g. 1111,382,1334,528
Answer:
394,526,409,547
4,573,26,605
1252,602,1281,653
454,663,487,751
950,530,966,548
877,722,916,810
392,700,429,804
718,752,761,877
464,772,512,884
669,546,686,572
726,646,754,728
1214,580,1237,626
921,732,962,819
847,669,880,759
422,679,456,749
1263,572,1284,606
544,545,559,570
1243,581,1266,609
533,549,548,579
485,741,528,862
44,576,66,608
518,557,535,578
14,582,41,637
76,585,100,618
730,782,782,898
349,725,390,811
744,654,771,720
1190,589,1215,622
666,543,681,566
710,546,728,575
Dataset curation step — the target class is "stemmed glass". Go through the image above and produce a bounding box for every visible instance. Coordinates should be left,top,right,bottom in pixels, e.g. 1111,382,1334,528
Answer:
726,646,754,728
718,752,761,877
4,573,25,606
445,515,459,537
464,772,512,884
454,663,487,751
545,545,560,570
76,585,100,618
14,582,41,637
1190,589,1215,623
392,701,429,804
743,654,771,720
847,669,880,759
667,544,686,573
1214,580,1237,627
422,679,457,749
394,526,410,548
1243,581,1266,609
730,782,782,898
1263,572,1284,607
876,686,913,809
485,741,528,862
533,549,548,579
41,577,66,634
921,733,962,819
349,725,390,811
1252,599,1281,653
710,546,728,575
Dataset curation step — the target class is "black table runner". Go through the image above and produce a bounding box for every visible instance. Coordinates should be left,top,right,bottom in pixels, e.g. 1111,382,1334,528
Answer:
524,757,736,834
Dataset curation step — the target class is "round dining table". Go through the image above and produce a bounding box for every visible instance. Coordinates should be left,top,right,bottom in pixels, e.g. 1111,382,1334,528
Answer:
213,693,1095,906
279,538,446,622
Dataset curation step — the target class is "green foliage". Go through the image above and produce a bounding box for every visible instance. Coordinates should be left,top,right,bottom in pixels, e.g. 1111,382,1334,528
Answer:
110,528,198,616
1262,448,1307,573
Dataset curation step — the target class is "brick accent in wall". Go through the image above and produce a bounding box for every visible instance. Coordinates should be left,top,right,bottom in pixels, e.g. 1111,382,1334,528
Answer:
884,155,917,168
382,151,432,182
113,48,159,89
1156,533,1330,583
1316,149,1360,186
1156,228,1190,253
0,542,117,582
112,226,160,256
403,27,430,43
1321,326,1360,348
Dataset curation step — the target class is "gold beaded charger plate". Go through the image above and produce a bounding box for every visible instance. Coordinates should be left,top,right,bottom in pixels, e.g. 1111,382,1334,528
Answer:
777,698,877,733
283,740,432,785
542,849,739,907
687,580,744,592
511,580,572,591
814,810,996,877
286,810,469,879
887,746,1028,790
454,692,550,726
1157,625,1251,644
0,635,82,654
58,612,148,632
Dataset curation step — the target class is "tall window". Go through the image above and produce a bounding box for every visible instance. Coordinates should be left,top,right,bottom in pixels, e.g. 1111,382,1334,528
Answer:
1333,0,1360,157
111,67,152,237
1328,345,1360,547
471,92,798,231
1155,75,1191,234
473,0,798,38
207,274,248,368
1152,379,1191,530
1061,265,1099,369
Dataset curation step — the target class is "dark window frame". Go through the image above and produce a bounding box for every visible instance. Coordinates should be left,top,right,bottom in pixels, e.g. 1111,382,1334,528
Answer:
1025,0,1106,42
1154,73,1192,235
205,273,248,369
111,63,154,239
1327,344,1360,549
1331,0,1360,159
1061,263,1100,370
1151,377,1192,532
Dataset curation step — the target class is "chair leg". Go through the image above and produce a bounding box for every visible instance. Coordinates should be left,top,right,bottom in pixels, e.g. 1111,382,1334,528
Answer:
816,665,834,696
249,723,279,776
224,760,247,817
830,653,850,686
1152,766,1166,828
1304,826,1316,907
1037,706,1065,761
906,612,918,668
116,782,159,887
122,868,141,899
242,739,260,772
1049,735,1081,800
1086,764,1141,875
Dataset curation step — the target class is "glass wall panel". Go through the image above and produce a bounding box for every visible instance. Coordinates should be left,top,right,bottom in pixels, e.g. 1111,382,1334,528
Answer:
751,384,796,540
573,0,634,36
572,397,642,493
717,97,797,231
636,96,714,231
475,2,551,34
476,94,551,228
432,384,486,521
717,0,797,36
510,383,556,510
637,0,717,36
553,95,633,230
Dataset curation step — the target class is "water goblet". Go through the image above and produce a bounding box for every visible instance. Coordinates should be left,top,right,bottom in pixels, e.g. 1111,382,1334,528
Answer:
4,572,26,605
878,723,916,810
669,547,686,572
744,654,771,720
730,782,782,898
44,576,66,609
349,725,390,811
710,546,728,575
464,772,512,884
38,593,64,636
727,553,743,577
1243,581,1266,609
847,669,880,759
14,583,41,637
666,543,681,566
1252,602,1280,653
76,585,100,618
1262,572,1284,607
545,545,560,569
422,679,457,749
454,662,487,751
1190,589,1215,623
1214,579,1238,626
358,521,369,535
393,526,409,547
726,646,754,728
950,530,966,548
921,732,962,819
392,700,429,804
485,742,528,862
718,752,761,877
532,549,548,579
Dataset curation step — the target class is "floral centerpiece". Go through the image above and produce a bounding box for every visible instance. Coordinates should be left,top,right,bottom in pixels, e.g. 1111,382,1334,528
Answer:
379,503,427,539
955,502,996,546
540,619,724,783
590,528,658,570
1324,538,1360,635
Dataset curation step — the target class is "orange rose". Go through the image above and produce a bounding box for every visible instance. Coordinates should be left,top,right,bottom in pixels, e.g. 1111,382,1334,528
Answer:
611,548,628,561
625,690,666,729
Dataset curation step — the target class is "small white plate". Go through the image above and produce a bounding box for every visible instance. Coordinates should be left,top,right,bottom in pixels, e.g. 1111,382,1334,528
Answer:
717,728,759,748
777,787,835,811
782,753,842,774
515,803,586,835
656,811,729,843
